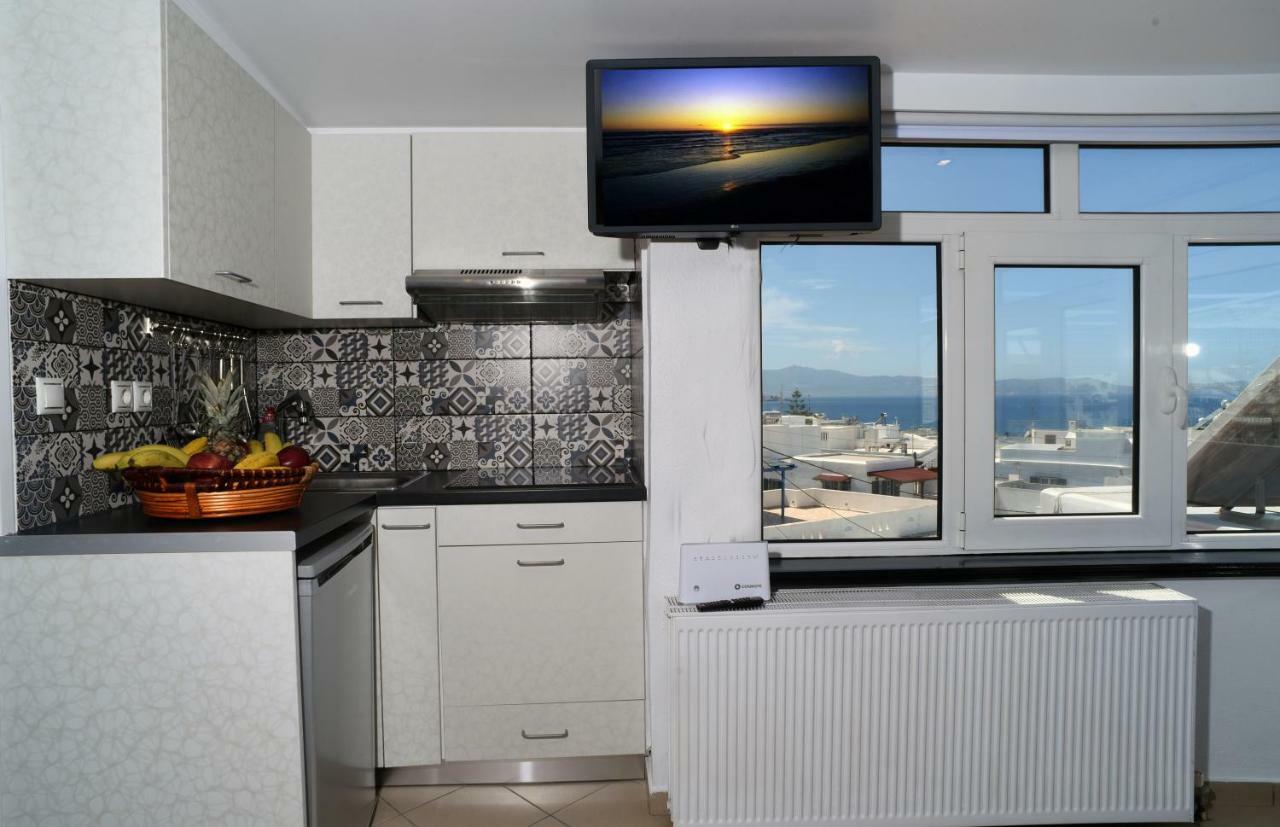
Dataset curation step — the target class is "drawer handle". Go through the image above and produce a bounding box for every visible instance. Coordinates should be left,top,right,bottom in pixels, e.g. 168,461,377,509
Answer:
516,522,565,530
339,300,385,306
517,559,565,567
381,523,432,530
214,270,253,284
502,251,545,257
521,729,569,740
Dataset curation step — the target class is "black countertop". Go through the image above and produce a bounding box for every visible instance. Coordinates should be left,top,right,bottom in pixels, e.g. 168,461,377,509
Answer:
377,466,647,506
1,468,645,556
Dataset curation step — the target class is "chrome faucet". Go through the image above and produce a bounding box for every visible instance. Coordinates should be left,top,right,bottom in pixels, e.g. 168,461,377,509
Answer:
276,390,323,443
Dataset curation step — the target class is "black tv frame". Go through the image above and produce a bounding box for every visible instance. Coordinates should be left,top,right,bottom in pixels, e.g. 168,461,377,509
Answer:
586,56,882,240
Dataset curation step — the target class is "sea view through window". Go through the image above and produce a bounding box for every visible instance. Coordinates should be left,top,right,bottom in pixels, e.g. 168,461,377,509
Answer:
761,243,940,542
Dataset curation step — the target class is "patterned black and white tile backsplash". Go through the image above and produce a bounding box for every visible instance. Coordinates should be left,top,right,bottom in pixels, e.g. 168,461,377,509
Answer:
11,283,643,529
10,282,255,531
255,307,641,474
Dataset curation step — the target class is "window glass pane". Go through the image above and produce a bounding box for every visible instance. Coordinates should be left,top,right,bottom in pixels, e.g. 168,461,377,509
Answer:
882,145,1046,212
994,266,1136,516
1080,146,1280,213
1186,244,1280,532
761,244,940,542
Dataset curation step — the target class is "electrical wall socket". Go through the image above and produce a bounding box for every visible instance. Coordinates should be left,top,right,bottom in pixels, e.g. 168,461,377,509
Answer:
131,381,153,412
110,381,134,414
34,377,66,415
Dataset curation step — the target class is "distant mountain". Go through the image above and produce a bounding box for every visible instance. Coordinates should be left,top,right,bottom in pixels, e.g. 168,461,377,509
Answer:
763,366,1135,398
762,366,936,398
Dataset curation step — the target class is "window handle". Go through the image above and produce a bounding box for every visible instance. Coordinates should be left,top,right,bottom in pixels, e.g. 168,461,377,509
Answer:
1160,366,1187,429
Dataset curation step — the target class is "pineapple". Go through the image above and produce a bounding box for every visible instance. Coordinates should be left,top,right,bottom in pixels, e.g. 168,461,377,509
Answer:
195,370,249,464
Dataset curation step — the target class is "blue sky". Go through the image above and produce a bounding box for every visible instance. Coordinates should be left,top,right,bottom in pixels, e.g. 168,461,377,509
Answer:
763,240,1280,386
762,244,938,377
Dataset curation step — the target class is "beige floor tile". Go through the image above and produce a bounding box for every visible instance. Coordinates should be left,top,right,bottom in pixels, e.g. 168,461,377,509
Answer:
379,784,459,814
403,785,546,827
555,780,673,827
509,782,608,814
374,796,403,824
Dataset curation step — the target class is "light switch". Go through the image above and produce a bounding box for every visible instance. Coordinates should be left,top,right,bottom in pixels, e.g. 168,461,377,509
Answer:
110,380,134,413
34,377,66,415
131,381,153,413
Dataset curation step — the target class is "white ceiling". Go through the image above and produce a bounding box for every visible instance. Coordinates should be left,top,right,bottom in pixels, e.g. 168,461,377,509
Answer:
191,0,1280,127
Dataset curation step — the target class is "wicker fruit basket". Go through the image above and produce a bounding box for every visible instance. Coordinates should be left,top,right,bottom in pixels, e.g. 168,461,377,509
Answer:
122,464,319,520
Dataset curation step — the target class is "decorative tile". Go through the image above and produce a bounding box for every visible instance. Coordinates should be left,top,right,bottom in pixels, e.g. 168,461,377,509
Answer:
104,348,150,382
16,478,55,530
364,329,393,361
72,295,105,346
42,294,78,343
75,386,108,430
366,387,396,417
79,348,105,385
444,359,531,415
392,324,530,360
337,388,365,416
531,312,632,358
9,287,47,341
393,386,425,416
310,387,340,417
532,358,632,413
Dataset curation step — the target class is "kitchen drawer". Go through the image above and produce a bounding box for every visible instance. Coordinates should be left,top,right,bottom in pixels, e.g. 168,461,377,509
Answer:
436,501,642,546
442,700,644,761
438,542,643,706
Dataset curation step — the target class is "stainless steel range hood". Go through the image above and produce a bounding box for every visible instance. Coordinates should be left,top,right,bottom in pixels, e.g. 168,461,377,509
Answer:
406,269,637,324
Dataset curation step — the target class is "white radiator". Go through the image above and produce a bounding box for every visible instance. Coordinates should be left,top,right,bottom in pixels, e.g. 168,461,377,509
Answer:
667,584,1197,827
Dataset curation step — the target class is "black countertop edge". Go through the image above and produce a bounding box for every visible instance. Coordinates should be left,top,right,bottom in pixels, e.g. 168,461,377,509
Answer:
771,549,1280,587
0,492,376,556
375,481,648,506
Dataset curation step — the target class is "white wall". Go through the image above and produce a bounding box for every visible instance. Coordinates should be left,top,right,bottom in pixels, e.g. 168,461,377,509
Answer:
642,243,1280,790
643,240,762,789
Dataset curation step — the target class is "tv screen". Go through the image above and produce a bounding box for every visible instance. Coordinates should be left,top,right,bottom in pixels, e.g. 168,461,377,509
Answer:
587,57,880,237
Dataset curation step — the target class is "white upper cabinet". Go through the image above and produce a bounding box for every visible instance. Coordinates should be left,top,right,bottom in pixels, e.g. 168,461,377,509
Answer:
0,0,309,313
312,134,414,318
0,0,168,278
166,1,276,302
412,132,635,271
274,104,313,317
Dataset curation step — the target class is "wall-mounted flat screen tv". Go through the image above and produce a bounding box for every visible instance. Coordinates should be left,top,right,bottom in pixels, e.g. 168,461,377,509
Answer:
587,57,880,238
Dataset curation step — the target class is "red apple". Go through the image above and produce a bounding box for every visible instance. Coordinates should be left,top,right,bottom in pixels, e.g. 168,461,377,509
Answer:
187,451,232,470
277,446,311,469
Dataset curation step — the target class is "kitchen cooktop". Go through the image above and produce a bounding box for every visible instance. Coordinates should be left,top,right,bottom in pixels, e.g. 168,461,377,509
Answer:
444,465,637,489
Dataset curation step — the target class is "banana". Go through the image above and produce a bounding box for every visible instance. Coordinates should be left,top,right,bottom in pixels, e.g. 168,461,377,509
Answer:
126,444,190,465
182,436,209,455
263,432,283,454
92,451,128,471
118,450,186,469
234,451,279,470
248,439,264,454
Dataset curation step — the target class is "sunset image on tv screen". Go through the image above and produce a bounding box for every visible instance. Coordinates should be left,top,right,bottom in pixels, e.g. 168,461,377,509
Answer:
595,64,872,228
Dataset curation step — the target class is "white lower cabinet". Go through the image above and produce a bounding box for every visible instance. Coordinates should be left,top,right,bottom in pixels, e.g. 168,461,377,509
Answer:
375,507,441,767
442,701,645,761
377,501,645,767
437,541,644,706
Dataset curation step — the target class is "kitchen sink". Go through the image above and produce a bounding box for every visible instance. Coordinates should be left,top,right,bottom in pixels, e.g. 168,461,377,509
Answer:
308,472,424,492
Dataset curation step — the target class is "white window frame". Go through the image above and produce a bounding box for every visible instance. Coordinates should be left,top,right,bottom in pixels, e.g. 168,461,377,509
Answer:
761,142,1280,558
961,230,1175,551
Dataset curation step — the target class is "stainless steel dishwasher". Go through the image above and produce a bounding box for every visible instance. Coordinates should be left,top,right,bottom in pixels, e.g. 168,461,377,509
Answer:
297,520,377,827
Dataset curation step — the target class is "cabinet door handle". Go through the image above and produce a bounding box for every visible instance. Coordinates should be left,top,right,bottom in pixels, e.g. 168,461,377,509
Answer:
502,251,545,257
381,523,432,530
517,558,565,567
521,729,569,740
339,300,385,306
516,522,565,530
214,270,253,284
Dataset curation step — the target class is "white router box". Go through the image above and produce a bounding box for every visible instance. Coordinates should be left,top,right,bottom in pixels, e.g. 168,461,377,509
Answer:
678,541,770,605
